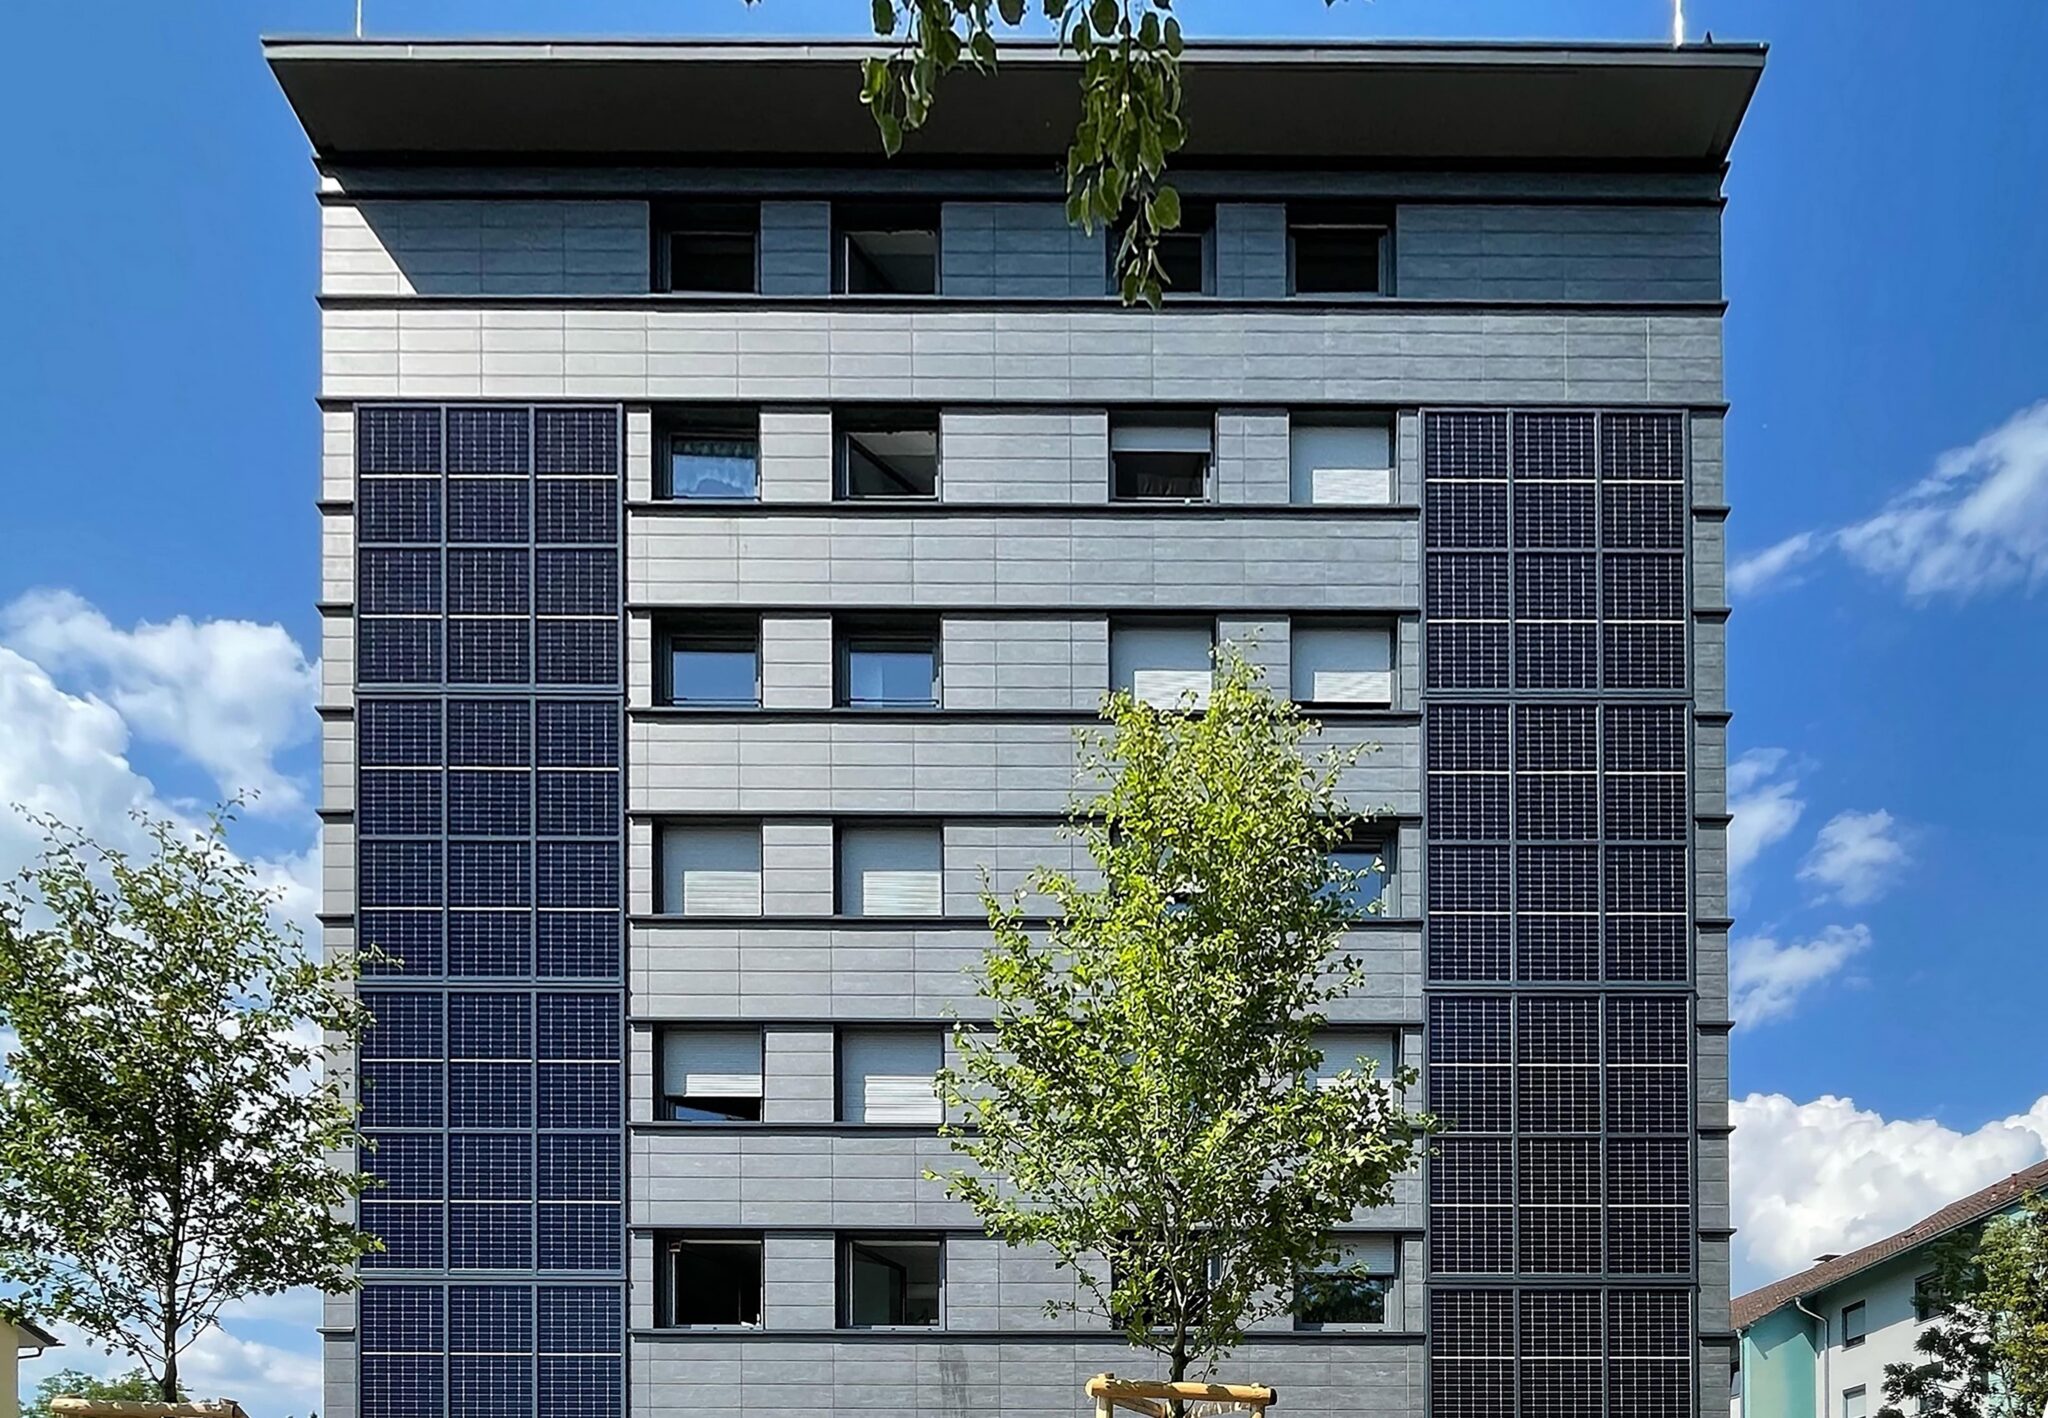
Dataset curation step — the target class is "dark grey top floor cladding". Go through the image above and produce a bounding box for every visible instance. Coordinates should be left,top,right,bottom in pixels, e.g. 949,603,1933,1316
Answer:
265,37,1764,166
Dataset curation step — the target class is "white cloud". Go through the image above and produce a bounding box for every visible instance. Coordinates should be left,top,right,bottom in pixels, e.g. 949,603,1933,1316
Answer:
1729,397,2048,603
1799,808,1908,906
1729,531,1821,597
1727,748,1806,899
1730,923,1871,1027
1732,1091,2048,1288
0,588,318,815
1837,398,2048,598
23,1289,324,1416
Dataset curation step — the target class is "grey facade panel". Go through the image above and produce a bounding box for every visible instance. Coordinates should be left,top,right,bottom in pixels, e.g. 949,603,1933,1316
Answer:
942,203,1106,297
1395,203,1723,302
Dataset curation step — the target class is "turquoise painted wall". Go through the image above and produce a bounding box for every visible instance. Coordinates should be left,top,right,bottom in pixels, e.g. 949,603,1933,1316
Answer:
1744,1306,1819,1418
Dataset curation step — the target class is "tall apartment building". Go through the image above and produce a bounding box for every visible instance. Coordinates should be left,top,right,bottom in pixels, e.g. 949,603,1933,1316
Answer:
270,36,1761,1418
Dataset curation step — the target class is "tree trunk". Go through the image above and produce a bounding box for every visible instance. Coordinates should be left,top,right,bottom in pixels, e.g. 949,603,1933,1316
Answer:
1168,1337,1190,1418
160,1346,179,1404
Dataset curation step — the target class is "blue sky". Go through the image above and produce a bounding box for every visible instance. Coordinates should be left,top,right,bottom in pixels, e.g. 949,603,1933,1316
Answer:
4,0,2046,1407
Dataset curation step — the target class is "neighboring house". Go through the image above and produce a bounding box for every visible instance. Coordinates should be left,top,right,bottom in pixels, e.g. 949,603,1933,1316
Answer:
267,34,1761,1418
1732,1158,2048,1418
0,1315,60,1418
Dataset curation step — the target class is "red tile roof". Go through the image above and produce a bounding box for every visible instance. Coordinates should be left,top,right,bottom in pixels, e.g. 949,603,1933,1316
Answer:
1733,1157,2048,1331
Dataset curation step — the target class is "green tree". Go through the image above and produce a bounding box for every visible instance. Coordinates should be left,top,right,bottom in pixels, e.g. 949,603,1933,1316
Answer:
0,808,377,1403
744,0,1343,303
932,651,1431,1397
1879,1193,2048,1418
23,1367,175,1418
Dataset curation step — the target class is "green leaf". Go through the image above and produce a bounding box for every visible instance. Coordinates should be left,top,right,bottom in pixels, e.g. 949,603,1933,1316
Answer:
1147,184,1181,230
1164,14,1184,55
872,0,895,35
875,110,905,155
971,30,999,66
1139,10,1161,47
1089,0,1118,35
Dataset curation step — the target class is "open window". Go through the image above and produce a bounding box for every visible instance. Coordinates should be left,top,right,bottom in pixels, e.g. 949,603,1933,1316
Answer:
1111,619,1214,709
839,409,940,499
840,1235,943,1328
661,1028,763,1122
663,616,760,707
1293,1236,1397,1328
1110,414,1213,502
658,822,762,916
838,1028,944,1124
655,202,758,294
1290,619,1394,707
660,407,760,500
1288,205,1391,296
662,1233,763,1326
834,203,940,294
836,616,939,708
837,823,943,917
1290,414,1393,506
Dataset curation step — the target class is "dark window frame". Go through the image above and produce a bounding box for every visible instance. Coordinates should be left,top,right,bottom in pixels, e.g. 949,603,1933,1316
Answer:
833,1023,947,1124
833,202,943,295
835,614,942,709
654,202,761,295
833,821,946,920
837,1233,946,1330
660,1231,765,1327
1913,1272,1940,1321
658,405,761,501
658,1024,766,1124
1107,201,1216,298
837,408,942,500
659,614,763,708
1286,204,1394,297
1842,1299,1867,1347
1109,411,1217,504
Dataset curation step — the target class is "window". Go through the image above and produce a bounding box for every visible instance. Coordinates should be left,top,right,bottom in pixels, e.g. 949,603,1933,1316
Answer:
1288,206,1390,296
838,823,942,917
663,1234,763,1326
661,1028,763,1122
661,408,759,500
841,1235,943,1328
664,618,760,707
1293,1236,1397,1327
1111,620,1214,709
1290,415,1393,505
1291,620,1394,706
838,1028,944,1124
1110,415,1213,502
1110,203,1214,296
835,204,940,294
1326,840,1392,916
1843,1300,1867,1347
1914,1272,1941,1321
1844,1387,1868,1418
837,617,939,708
659,822,762,915
839,409,939,499
1314,1030,1397,1088
656,203,758,294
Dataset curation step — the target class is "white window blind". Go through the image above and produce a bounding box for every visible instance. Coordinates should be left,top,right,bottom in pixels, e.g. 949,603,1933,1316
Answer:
664,1029,764,1100
1310,1235,1399,1276
1290,418,1393,506
661,824,762,916
1291,622,1394,705
840,1030,943,1124
838,825,943,916
1314,1030,1398,1088
1112,622,1214,709
1109,420,1213,454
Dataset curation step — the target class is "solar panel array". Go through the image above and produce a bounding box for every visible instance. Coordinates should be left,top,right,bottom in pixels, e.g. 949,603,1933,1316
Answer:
354,405,624,1418
1423,411,1695,1418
